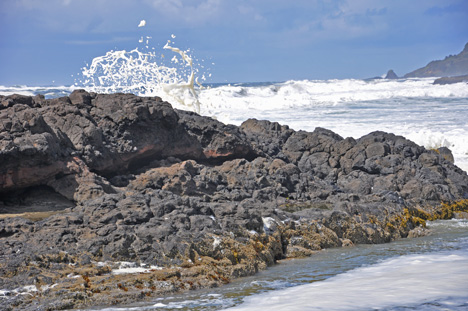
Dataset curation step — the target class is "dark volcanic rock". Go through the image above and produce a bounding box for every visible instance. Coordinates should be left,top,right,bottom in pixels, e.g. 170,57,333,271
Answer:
1,91,206,200
240,118,294,159
433,75,468,85
63,92,205,174
1,92,468,310
176,109,257,162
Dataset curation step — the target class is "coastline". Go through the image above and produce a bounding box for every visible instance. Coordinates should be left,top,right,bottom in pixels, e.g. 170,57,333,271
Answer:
1,202,467,310
1,91,468,310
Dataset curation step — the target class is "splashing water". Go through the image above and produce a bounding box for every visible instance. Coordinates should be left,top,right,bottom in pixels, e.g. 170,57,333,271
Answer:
77,35,206,113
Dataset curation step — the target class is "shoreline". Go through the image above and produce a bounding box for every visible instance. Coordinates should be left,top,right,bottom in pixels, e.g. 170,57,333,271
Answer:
1,201,467,310
1,91,468,310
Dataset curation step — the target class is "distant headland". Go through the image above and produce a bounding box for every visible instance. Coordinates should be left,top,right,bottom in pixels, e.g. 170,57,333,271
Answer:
404,42,468,78
378,42,468,84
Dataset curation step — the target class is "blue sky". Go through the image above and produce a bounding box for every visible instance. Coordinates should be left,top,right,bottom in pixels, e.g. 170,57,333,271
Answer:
0,0,467,85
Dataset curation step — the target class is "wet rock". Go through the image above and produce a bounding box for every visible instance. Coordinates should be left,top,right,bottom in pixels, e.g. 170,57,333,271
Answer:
1,92,468,310
433,75,468,85
177,110,257,162
436,146,455,163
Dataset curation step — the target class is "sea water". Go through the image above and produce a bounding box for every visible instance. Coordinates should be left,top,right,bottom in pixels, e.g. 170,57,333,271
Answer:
78,219,468,311
198,78,468,172
1,79,467,171
1,35,467,171
1,37,468,310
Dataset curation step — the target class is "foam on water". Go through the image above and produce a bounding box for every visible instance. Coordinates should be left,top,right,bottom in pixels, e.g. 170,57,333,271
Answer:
0,85,77,97
1,36,468,171
227,250,468,311
75,219,468,311
89,294,238,311
196,79,468,172
198,78,468,115
110,262,162,275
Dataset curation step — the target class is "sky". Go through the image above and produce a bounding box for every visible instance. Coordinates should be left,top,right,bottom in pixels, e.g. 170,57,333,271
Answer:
0,0,467,85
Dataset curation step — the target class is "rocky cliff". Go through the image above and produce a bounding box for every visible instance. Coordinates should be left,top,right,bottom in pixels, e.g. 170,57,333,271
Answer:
1,91,467,310
404,42,468,78
433,75,468,85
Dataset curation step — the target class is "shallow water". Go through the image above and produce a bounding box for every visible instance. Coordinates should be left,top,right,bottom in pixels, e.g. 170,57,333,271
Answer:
79,219,468,311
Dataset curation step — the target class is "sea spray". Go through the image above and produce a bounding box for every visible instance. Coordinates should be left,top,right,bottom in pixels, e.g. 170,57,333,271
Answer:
70,29,468,170
77,35,207,113
161,38,201,113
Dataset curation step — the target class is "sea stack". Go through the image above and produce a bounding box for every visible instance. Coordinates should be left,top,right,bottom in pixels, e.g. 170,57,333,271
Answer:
385,69,399,79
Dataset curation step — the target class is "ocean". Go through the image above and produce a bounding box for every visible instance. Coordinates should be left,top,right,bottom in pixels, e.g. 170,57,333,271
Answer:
77,219,468,311
1,40,468,310
1,78,468,172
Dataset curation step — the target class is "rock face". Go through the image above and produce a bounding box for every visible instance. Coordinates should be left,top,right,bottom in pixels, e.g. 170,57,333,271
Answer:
404,42,468,78
433,75,468,85
1,91,468,310
385,69,398,79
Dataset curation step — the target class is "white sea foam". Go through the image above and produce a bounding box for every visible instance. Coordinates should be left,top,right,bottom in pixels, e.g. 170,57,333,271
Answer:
2,38,467,172
111,261,162,275
262,217,278,234
227,250,468,311
77,36,205,113
0,284,40,299
196,79,468,172
198,78,468,116
1,79,467,171
92,261,162,275
0,85,77,97
93,294,237,310
427,219,468,229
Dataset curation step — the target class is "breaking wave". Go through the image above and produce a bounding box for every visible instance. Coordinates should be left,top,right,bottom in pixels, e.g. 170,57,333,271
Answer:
75,35,211,113
228,249,468,311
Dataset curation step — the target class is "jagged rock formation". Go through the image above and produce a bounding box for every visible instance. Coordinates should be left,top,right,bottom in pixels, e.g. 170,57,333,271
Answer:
405,42,468,78
433,75,468,85
385,69,398,79
1,91,467,310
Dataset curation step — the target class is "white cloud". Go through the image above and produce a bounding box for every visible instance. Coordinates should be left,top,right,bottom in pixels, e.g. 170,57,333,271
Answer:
3,0,144,33
149,0,183,15
311,0,389,39
146,0,222,24
272,0,431,42
5,0,464,40
237,4,265,23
